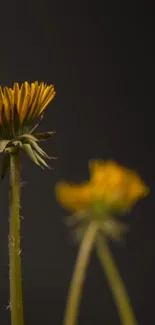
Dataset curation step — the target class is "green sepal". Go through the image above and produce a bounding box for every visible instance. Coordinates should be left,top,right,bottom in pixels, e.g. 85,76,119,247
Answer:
0,140,11,153
29,114,44,134
22,143,43,168
4,146,18,154
66,211,88,225
100,217,129,241
12,140,22,148
32,131,56,140
19,134,38,142
0,153,10,180
33,151,51,169
28,140,54,160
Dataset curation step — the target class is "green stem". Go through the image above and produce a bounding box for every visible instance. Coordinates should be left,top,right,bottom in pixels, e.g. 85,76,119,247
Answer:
96,235,138,325
63,222,98,325
9,152,24,325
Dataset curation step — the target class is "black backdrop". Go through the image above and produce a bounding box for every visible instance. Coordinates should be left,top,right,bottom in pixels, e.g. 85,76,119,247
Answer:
0,1,154,325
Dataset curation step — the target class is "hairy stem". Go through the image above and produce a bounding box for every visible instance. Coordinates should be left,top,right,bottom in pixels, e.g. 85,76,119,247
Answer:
63,222,98,325
9,152,24,325
96,235,138,325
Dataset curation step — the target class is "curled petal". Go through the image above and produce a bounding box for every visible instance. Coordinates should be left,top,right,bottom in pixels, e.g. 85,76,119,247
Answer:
56,182,92,212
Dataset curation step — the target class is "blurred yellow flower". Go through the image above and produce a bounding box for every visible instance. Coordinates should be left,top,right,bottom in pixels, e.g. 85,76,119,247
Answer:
0,81,55,139
56,182,92,212
56,160,149,213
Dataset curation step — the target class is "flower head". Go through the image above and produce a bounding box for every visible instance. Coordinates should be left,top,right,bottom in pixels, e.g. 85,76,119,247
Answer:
88,160,149,212
0,81,55,139
56,160,149,214
0,81,56,179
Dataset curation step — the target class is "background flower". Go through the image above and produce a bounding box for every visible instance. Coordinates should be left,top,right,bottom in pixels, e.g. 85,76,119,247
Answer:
56,160,149,214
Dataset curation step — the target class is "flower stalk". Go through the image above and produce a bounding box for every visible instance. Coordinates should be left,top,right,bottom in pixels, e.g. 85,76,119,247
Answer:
9,151,24,325
0,80,56,325
96,235,138,325
63,222,98,325
56,159,149,325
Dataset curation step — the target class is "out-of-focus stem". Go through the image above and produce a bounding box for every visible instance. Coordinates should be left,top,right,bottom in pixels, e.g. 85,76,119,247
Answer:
63,222,98,325
96,235,138,325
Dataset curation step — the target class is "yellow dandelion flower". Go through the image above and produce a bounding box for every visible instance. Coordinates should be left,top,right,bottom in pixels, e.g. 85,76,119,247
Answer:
0,81,56,139
89,160,149,211
0,81,56,177
56,160,149,214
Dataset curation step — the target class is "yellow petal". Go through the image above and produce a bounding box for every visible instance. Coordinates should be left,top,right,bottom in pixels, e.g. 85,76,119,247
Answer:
28,82,42,119
39,86,56,115
13,83,21,113
36,82,45,105
8,88,15,113
30,82,45,117
19,82,31,124
130,180,149,200
40,85,54,103
56,182,92,212
2,96,10,123
29,82,38,107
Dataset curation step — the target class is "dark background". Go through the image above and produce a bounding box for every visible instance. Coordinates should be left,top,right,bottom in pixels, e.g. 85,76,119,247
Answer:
0,1,154,325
